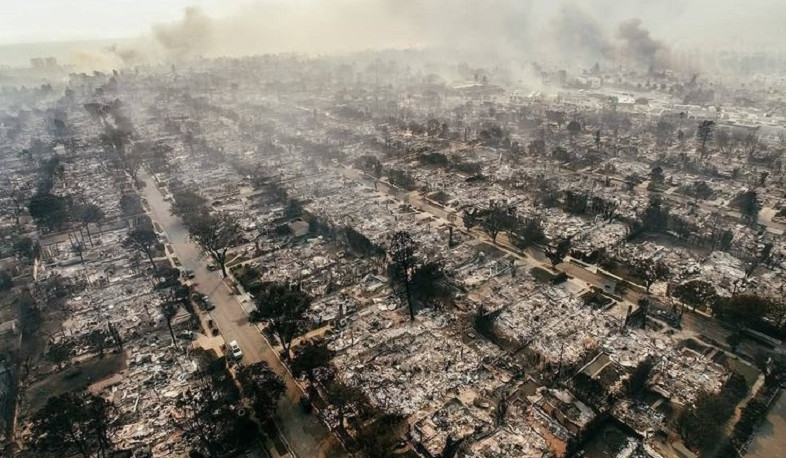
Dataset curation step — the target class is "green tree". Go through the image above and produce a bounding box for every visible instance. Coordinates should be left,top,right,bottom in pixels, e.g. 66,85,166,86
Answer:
123,226,160,271
564,191,589,215
291,340,334,386
718,229,734,251
13,236,37,260
640,196,669,234
566,120,582,138
714,294,772,329
0,270,13,292
757,353,786,388
28,192,72,230
528,139,546,156
545,238,571,267
326,381,372,436
75,202,105,246
388,231,417,320
629,257,669,293
715,128,730,154
655,119,675,145
236,362,285,424
45,341,69,369
119,193,144,217
355,414,405,458
253,282,311,359
509,217,546,249
546,110,566,129
30,392,116,458
160,299,180,346
679,373,749,452
684,181,714,201
409,262,454,309
284,199,304,219
737,189,761,225
726,332,743,352
649,166,665,184
679,391,725,451
174,350,239,458
186,211,240,277
673,280,717,312
170,188,207,217
481,203,514,243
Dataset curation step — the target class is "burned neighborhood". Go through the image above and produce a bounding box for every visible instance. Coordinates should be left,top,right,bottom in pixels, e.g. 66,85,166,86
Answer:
1,2,786,458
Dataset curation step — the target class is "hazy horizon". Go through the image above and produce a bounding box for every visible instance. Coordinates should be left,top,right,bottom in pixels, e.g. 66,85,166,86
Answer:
2,0,786,71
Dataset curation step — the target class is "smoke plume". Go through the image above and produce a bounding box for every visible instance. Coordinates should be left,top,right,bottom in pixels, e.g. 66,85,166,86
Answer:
549,4,612,65
61,0,722,73
617,18,669,68
152,7,213,59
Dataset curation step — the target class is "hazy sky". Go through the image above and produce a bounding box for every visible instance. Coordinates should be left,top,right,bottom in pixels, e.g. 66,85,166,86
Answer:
0,0,246,44
2,0,785,57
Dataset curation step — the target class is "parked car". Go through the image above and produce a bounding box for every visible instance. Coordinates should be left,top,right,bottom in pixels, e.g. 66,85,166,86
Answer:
207,319,219,336
228,340,243,360
182,269,196,279
207,263,220,271
191,292,215,311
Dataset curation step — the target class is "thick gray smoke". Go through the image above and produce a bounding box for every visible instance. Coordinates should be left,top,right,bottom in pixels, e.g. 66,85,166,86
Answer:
152,7,212,59
63,0,783,74
617,19,669,68
67,7,214,70
549,4,612,65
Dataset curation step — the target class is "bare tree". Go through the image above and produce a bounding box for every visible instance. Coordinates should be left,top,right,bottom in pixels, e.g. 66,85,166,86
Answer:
655,119,675,146
2,186,27,228
743,133,761,157
715,128,730,155
696,120,715,159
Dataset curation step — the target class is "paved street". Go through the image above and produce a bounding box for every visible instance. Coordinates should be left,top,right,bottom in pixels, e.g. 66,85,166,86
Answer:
139,171,342,458
746,391,786,458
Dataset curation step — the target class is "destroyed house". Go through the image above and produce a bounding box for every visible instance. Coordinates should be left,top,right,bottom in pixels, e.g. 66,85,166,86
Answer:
533,388,597,437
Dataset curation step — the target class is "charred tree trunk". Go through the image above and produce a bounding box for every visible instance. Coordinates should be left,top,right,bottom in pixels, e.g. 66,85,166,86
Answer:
404,268,414,321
